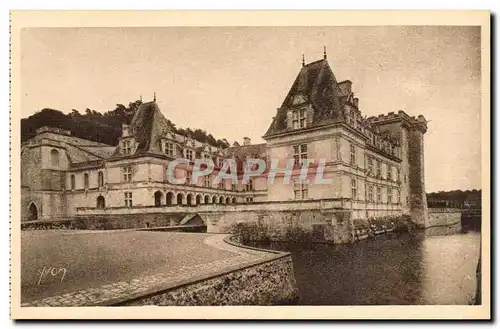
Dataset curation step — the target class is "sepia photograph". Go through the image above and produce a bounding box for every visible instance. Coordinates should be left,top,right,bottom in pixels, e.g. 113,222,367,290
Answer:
10,10,490,320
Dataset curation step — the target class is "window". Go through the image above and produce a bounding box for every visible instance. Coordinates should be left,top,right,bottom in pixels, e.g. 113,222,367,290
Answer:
293,144,308,166
246,179,254,191
368,184,374,202
404,174,407,183
377,186,381,203
84,173,89,189
124,192,133,207
347,110,354,126
186,171,192,185
218,157,224,168
397,168,401,182
299,109,306,128
292,108,307,129
163,141,174,157
406,195,409,206
218,180,225,189
246,197,254,203
294,179,308,200
387,165,392,181
350,144,356,165
123,140,132,155
397,189,401,204
204,175,211,188
50,149,59,166
388,187,392,204
232,183,237,191
367,157,373,175
185,149,194,161
376,160,381,177
98,172,104,187
350,178,357,200
96,196,105,209
123,166,132,182
204,154,211,161
70,174,75,190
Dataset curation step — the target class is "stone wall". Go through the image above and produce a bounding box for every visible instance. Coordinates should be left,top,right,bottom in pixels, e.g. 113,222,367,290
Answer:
21,213,186,230
119,254,297,306
209,209,411,244
428,208,462,227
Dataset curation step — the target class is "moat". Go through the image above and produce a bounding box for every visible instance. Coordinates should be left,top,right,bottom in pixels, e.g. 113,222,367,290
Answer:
247,230,481,305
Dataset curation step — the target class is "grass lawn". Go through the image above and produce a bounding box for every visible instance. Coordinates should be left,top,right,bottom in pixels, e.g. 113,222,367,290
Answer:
21,230,236,302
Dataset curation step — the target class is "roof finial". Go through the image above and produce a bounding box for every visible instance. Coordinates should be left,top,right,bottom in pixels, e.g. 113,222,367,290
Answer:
323,45,327,59
153,92,156,102
140,94,142,102
302,54,305,67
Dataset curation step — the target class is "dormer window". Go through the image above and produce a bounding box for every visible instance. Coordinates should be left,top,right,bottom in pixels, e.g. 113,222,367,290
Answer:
218,157,224,168
122,140,133,155
185,149,194,161
292,108,307,129
162,140,175,157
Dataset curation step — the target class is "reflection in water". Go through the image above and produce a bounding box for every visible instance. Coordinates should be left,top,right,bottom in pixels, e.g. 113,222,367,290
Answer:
247,232,480,305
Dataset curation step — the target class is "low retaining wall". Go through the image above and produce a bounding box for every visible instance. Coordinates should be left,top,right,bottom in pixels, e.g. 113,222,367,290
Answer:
120,252,297,306
425,208,462,235
21,213,187,230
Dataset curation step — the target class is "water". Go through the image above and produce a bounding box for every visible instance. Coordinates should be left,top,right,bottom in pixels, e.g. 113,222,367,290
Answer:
247,231,481,305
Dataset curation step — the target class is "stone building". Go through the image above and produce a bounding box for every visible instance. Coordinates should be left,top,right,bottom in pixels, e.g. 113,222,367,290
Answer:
21,55,428,227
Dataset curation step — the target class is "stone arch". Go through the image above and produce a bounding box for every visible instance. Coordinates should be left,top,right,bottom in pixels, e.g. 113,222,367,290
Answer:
177,192,184,205
166,192,174,206
50,149,60,166
226,196,231,204
204,195,210,204
212,195,218,204
196,194,202,205
219,196,224,204
187,193,194,206
154,190,163,207
232,197,237,204
28,202,38,221
96,195,106,209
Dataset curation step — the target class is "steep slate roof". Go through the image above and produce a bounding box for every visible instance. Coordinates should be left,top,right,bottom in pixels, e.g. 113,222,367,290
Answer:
226,143,267,159
128,101,173,156
264,59,349,138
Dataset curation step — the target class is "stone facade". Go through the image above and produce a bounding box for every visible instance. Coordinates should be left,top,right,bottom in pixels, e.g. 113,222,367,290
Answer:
21,56,428,227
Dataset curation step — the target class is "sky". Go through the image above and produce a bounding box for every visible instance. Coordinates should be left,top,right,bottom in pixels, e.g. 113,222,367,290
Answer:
20,26,481,192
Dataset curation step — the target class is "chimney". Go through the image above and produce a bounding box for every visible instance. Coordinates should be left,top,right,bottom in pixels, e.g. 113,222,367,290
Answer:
243,137,251,146
122,123,130,137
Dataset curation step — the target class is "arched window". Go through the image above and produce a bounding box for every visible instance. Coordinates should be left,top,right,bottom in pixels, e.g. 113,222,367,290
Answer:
219,196,224,204
212,196,217,204
232,197,237,204
166,192,174,206
177,193,184,205
70,174,75,190
84,173,89,189
98,172,104,187
226,197,231,204
28,202,38,221
196,194,201,205
50,149,59,166
204,195,209,204
187,194,194,206
96,196,106,209
154,191,163,207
